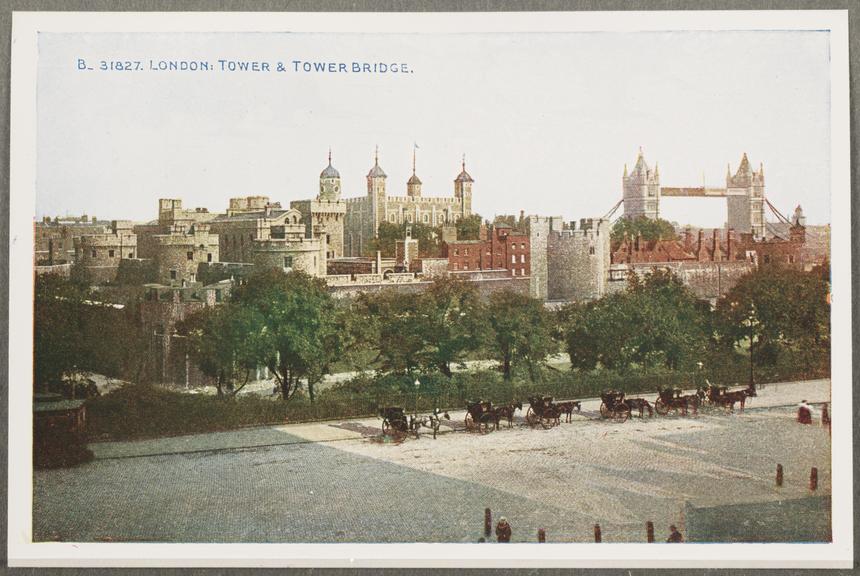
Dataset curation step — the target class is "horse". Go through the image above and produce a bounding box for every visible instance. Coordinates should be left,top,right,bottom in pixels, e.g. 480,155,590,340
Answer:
714,384,757,413
555,400,581,423
679,394,699,415
410,408,451,439
492,401,523,429
624,398,653,418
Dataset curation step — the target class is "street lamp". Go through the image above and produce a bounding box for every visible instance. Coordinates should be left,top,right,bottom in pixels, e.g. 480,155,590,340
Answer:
414,378,421,415
741,305,758,387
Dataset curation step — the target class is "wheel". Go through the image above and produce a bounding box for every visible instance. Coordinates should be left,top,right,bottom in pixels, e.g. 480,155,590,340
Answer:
655,399,670,416
612,408,630,423
479,416,494,434
599,403,609,418
464,412,475,432
540,414,556,429
525,407,538,427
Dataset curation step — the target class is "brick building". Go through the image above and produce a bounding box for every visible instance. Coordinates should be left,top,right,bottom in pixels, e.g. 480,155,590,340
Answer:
443,224,530,277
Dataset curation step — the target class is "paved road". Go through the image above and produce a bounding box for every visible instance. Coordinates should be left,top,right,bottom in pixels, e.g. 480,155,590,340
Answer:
33,379,831,543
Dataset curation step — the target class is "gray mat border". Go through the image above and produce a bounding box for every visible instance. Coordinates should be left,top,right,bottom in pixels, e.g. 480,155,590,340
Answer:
0,0,857,574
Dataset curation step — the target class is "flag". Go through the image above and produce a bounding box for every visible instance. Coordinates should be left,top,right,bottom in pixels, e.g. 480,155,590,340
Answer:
414,142,420,149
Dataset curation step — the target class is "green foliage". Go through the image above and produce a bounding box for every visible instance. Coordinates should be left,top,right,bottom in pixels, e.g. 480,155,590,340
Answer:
486,290,556,380
34,273,149,393
229,269,343,402
365,221,440,257
715,265,830,376
560,269,710,372
456,214,483,240
611,216,677,244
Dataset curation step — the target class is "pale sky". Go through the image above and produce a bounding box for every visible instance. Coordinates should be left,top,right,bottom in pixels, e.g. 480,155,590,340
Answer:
36,30,830,227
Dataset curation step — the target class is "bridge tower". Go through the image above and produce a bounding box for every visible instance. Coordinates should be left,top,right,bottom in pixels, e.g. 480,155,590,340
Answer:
726,153,766,238
622,148,660,220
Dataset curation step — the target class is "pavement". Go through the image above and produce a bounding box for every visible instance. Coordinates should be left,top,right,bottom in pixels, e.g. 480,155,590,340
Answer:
33,379,832,543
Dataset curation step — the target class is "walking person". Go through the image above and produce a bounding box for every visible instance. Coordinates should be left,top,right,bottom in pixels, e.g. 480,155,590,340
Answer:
666,524,684,543
495,517,512,543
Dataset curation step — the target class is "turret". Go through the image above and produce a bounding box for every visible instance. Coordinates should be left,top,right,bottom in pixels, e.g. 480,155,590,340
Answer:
319,148,342,201
454,154,474,217
622,147,660,220
407,148,422,197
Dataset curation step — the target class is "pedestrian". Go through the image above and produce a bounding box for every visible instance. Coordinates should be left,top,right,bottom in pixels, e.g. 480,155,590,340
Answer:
495,516,512,543
666,524,684,543
821,403,831,429
797,399,815,424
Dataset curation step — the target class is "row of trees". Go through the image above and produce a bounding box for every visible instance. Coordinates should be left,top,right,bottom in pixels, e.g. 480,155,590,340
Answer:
34,261,830,402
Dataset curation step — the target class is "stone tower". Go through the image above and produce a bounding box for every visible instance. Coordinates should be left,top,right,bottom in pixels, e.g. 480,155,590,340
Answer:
622,148,660,220
319,149,341,201
726,153,765,238
407,148,422,197
367,147,387,238
454,155,473,218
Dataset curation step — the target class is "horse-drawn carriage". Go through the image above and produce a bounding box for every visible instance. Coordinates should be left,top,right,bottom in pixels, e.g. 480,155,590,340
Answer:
525,396,563,429
655,387,698,416
464,400,496,433
379,406,412,437
697,382,756,412
599,390,632,422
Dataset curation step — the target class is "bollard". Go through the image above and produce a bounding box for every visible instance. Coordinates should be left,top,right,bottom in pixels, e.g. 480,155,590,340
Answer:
484,508,492,537
776,464,783,487
810,467,818,491
538,528,546,543
646,521,654,543
593,524,602,543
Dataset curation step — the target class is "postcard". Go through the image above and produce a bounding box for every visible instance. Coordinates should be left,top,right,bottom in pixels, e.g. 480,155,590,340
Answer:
8,10,852,569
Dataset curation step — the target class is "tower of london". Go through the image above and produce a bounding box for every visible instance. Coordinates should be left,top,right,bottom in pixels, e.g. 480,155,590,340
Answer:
343,149,474,257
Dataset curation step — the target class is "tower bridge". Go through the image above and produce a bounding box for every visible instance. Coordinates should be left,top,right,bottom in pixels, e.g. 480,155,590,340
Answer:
619,148,766,238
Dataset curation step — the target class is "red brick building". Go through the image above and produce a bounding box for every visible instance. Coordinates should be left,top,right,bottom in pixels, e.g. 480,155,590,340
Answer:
443,224,530,277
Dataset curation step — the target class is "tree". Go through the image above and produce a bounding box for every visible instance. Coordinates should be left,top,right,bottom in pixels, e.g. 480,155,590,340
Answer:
486,290,556,380
34,273,92,391
611,216,677,244
230,269,343,402
416,277,486,378
365,221,440,257
353,290,426,375
180,305,265,397
714,265,830,374
561,269,711,372
456,214,483,240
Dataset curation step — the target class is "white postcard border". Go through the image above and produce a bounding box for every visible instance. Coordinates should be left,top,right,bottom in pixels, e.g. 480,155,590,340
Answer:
8,9,852,568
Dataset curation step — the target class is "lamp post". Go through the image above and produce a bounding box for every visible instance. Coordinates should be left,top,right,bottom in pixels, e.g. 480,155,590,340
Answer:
741,305,758,387
414,378,421,415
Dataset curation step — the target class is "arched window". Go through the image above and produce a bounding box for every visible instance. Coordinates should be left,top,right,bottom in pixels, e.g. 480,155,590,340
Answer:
423,213,429,223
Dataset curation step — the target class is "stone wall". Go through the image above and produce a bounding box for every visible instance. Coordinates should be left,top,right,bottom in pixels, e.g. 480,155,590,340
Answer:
154,225,220,285
606,260,755,300
196,261,256,285
547,219,611,302
252,238,324,276
523,215,563,300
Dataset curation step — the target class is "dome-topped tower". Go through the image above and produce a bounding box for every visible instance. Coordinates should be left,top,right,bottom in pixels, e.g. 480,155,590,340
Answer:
453,154,473,218
319,149,341,201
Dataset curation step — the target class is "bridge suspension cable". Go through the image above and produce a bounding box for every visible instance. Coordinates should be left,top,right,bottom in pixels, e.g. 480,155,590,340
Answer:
601,198,623,221
764,198,793,225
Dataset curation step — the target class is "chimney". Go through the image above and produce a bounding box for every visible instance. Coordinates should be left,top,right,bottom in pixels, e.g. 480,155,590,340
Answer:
697,230,707,261
712,229,722,262
684,227,692,252
726,228,734,260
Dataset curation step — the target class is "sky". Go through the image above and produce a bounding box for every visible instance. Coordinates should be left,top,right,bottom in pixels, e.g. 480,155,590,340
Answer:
36,30,831,227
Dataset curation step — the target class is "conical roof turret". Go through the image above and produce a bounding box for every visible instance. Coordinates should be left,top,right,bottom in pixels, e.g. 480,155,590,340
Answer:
455,154,474,183
320,149,340,179
367,146,387,178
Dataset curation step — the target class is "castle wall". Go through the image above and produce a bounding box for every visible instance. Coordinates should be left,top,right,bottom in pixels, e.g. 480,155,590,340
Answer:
73,221,138,284
154,225,219,285
546,219,611,302
607,260,755,300
290,199,347,259
251,238,324,277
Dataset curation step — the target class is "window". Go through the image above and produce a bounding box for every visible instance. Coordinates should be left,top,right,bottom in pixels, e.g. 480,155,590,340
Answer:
207,253,212,262
464,248,469,256
454,263,459,270
511,255,516,264
521,268,526,276
463,263,469,270
187,251,194,260
520,254,525,263
284,256,293,268
454,249,459,256
170,270,177,280
91,249,97,258
521,243,526,250
764,254,771,264
589,247,595,255
128,252,133,258
390,214,396,223
423,214,429,223
788,255,795,264
108,249,115,258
